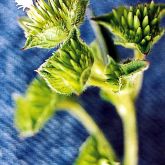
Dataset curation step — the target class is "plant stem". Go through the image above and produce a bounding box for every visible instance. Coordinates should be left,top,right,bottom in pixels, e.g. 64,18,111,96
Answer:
56,101,118,162
131,50,145,100
88,76,111,89
99,90,138,165
134,49,145,60
115,95,138,165
89,73,139,165
87,8,109,65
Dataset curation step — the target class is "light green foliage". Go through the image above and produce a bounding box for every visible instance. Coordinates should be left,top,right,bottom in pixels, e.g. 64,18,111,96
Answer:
105,57,149,92
19,0,88,49
15,78,65,137
74,136,118,165
38,28,94,95
93,1,165,54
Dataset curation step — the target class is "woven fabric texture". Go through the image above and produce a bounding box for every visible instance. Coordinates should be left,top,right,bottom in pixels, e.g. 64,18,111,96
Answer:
0,0,165,165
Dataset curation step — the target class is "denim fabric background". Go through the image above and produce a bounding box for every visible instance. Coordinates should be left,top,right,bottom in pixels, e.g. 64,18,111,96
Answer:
0,0,165,165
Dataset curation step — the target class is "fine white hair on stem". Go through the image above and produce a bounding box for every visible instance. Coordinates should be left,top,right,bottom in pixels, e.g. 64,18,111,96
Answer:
15,0,34,11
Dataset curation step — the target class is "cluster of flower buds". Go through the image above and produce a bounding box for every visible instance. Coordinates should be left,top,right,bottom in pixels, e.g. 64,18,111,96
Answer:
17,0,165,96
105,57,149,92
38,28,94,95
93,1,165,54
18,0,88,49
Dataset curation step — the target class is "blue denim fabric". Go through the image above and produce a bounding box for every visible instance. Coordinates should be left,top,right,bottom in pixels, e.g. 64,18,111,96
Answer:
0,0,165,164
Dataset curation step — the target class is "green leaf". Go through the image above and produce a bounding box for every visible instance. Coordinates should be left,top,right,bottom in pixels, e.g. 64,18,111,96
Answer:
120,60,149,77
14,78,62,137
74,136,119,165
38,28,94,95
19,0,88,49
93,1,165,54
22,26,68,49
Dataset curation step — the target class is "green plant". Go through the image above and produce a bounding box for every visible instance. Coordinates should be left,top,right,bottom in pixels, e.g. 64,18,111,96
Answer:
15,0,165,165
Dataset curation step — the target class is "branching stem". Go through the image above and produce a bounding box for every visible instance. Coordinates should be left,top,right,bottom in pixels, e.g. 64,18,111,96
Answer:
56,101,118,162
89,73,139,165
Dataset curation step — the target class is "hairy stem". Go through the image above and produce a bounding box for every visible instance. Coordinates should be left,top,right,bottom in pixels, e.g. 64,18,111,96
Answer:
89,73,139,165
88,76,111,89
131,50,145,100
100,90,138,165
56,101,118,162
115,95,138,165
134,49,145,60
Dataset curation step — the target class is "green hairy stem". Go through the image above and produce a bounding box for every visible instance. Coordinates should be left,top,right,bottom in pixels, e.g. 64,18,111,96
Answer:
101,91,138,165
56,101,118,163
117,100,138,165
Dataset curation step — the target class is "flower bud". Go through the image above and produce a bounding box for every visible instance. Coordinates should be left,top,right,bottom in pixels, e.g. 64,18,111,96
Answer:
134,15,140,30
93,1,165,54
15,0,33,11
18,0,89,49
105,57,149,93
